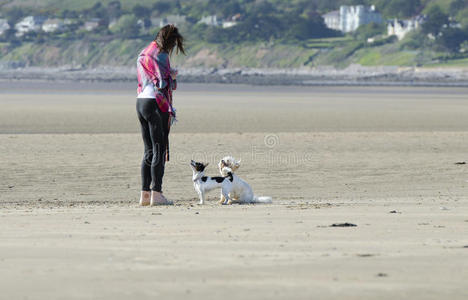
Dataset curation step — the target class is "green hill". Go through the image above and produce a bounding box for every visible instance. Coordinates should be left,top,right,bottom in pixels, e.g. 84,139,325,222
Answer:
0,0,467,69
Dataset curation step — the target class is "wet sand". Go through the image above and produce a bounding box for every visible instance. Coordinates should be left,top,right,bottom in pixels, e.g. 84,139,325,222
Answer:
0,84,467,299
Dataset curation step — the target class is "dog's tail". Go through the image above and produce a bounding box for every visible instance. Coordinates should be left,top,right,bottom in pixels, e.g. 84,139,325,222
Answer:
252,196,272,204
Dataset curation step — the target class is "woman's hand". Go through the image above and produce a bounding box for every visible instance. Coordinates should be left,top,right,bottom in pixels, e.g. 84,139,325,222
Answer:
170,68,178,80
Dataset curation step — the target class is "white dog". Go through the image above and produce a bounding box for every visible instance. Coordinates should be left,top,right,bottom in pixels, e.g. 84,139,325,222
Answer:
218,156,272,204
218,166,272,204
218,156,241,176
218,156,241,203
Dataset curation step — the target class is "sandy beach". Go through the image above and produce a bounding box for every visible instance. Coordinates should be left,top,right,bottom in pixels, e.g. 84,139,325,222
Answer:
1,83,467,299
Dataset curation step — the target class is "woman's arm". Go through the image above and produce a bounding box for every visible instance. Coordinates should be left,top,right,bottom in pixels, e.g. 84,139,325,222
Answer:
170,68,177,90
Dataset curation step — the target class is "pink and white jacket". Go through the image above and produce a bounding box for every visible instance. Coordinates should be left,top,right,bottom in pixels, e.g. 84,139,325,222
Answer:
137,41,177,123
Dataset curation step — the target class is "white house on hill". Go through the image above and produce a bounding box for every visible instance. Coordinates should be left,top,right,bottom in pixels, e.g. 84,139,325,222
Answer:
388,16,424,40
83,18,100,31
42,19,66,33
222,14,241,28
15,16,47,36
166,15,187,26
0,18,10,35
198,15,222,27
323,5,382,32
222,20,237,28
322,10,340,31
151,15,187,28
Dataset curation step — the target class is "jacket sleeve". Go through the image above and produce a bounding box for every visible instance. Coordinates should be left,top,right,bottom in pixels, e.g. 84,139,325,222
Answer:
155,52,171,90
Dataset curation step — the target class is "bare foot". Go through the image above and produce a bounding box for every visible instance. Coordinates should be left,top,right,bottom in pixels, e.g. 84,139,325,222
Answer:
150,191,173,206
139,191,151,206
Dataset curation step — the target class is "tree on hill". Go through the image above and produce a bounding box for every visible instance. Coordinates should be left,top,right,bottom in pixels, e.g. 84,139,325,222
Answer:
234,14,282,41
287,12,340,40
132,4,151,19
371,0,421,18
437,28,468,52
109,14,139,38
422,5,449,36
87,2,108,20
450,0,468,16
219,1,242,18
298,0,341,13
59,9,78,19
4,6,29,25
455,8,468,28
152,1,177,16
108,1,122,20
353,22,386,40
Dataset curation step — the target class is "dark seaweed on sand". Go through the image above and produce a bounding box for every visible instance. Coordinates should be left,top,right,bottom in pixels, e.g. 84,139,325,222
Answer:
330,223,357,227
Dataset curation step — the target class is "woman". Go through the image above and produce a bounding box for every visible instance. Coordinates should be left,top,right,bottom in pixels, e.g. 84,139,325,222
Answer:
136,24,185,206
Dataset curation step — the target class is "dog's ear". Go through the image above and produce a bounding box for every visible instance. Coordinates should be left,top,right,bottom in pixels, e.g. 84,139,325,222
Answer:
204,162,209,167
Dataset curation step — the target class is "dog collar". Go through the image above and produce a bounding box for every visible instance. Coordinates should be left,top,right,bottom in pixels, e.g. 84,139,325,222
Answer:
193,173,203,182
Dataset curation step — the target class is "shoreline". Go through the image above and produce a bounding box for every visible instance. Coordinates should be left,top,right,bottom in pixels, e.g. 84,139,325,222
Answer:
1,65,468,87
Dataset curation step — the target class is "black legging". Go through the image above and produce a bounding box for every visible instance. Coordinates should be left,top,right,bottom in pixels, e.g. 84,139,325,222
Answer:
136,98,169,192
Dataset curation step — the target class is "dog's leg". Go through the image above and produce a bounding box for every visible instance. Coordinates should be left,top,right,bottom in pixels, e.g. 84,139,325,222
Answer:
219,192,226,204
198,190,205,205
221,188,230,205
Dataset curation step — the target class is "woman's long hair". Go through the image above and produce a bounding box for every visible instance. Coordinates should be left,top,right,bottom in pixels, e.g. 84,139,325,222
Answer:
155,24,186,55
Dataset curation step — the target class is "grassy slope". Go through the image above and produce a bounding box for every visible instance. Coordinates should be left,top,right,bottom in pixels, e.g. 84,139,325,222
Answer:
0,39,319,68
423,57,468,67
1,37,466,69
422,0,453,12
356,49,418,66
1,39,147,67
172,41,320,68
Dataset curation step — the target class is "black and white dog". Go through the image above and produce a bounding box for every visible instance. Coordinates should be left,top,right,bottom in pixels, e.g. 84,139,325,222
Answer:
190,160,272,205
190,160,233,205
